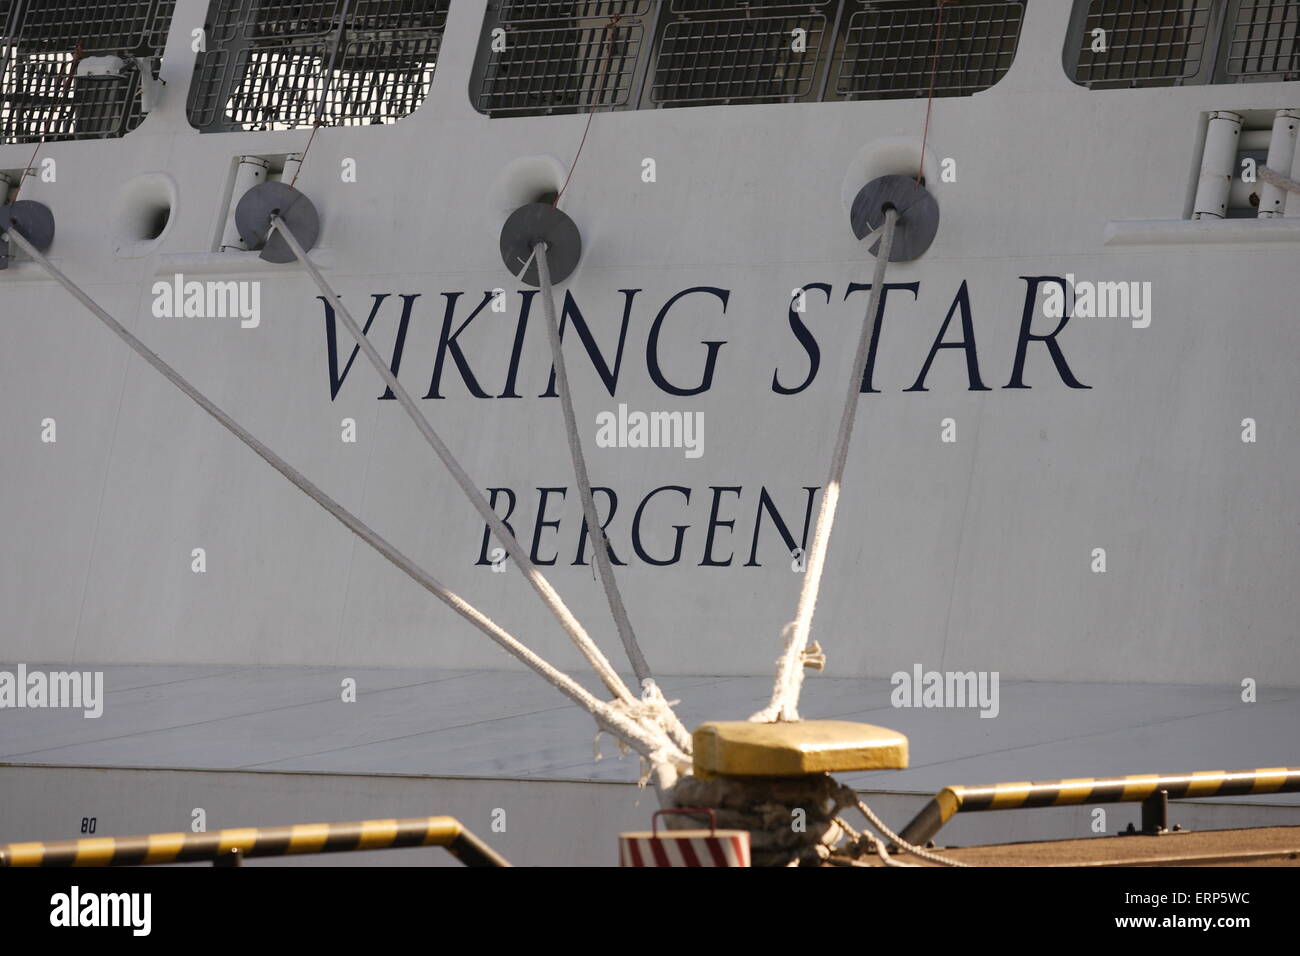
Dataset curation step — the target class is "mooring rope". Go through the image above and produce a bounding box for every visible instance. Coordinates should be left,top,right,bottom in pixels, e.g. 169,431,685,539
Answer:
0,223,688,778
831,783,969,867
268,215,650,716
751,207,899,723
831,814,909,866
534,241,693,753
1259,165,1300,195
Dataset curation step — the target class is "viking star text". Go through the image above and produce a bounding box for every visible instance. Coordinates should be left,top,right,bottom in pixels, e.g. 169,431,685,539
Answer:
318,277,1090,401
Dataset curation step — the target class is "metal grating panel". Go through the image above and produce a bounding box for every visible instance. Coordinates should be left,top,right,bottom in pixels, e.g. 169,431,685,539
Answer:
8,0,173,55
499,1,649,23
651,14,827,105
243,1,346,39
0,0,175,144
330,34,442,122
836,1,1024,100
204,0,448,42
668,0,834,11
225,0,448,38
187,0,447,131
186,49,230,128
348,0,449,31
477,18,643,114
473,0,1027,116
218,47,331,131
1224,0,1300,81
1071,0,1213,89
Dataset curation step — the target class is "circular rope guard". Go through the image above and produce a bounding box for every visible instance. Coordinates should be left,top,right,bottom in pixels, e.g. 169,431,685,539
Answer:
0,201,55,263
850,175,939,262
500,203,581,286
235,182,320,263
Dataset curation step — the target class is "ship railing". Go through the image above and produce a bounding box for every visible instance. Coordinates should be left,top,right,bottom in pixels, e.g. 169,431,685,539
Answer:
0,815,509,867
898,767,1300,847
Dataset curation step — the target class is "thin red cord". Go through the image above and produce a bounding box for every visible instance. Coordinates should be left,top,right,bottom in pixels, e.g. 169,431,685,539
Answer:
12,42,84,204
292,2,353,189
553,109,596,208
553,13,621,208
917,1,954,184
290,120,321,188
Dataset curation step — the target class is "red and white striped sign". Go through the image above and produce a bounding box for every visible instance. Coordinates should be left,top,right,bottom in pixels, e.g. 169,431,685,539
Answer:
618,828,751,867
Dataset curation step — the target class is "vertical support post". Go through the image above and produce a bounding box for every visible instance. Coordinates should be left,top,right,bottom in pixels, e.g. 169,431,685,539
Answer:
280,152,304,187
1260,109,1300,218
1140,789,1169,834
815,1,847,103
1193,110,1242,219
628,0,665,109
220,156,270,251
1288,116,1300,218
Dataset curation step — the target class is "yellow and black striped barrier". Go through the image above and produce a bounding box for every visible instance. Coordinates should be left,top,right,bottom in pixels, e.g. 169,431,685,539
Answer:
0,815,509,868
898,767,1300,846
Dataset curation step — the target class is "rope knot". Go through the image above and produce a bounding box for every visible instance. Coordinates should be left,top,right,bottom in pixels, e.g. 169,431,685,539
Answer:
639,677,680,710
607,680,681,729
593,682,689,772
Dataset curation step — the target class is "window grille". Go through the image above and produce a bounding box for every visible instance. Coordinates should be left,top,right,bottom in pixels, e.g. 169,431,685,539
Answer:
835,1,1025,100
0,0,175,144
1223,0,1300,82
651,7,829,106
187,0,448,132
499,1,649,23
470,0,1027,115
475,2,647,115
1069,0,1214,89
667,0,835,12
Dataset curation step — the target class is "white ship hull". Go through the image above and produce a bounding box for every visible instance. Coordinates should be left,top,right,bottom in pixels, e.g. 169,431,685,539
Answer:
2,1,1298,864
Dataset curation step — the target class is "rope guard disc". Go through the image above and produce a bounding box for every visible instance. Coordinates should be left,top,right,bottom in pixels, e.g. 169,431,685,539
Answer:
0,200,55,270
236,182,319,263
500,203,581,286
850,175,938,262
